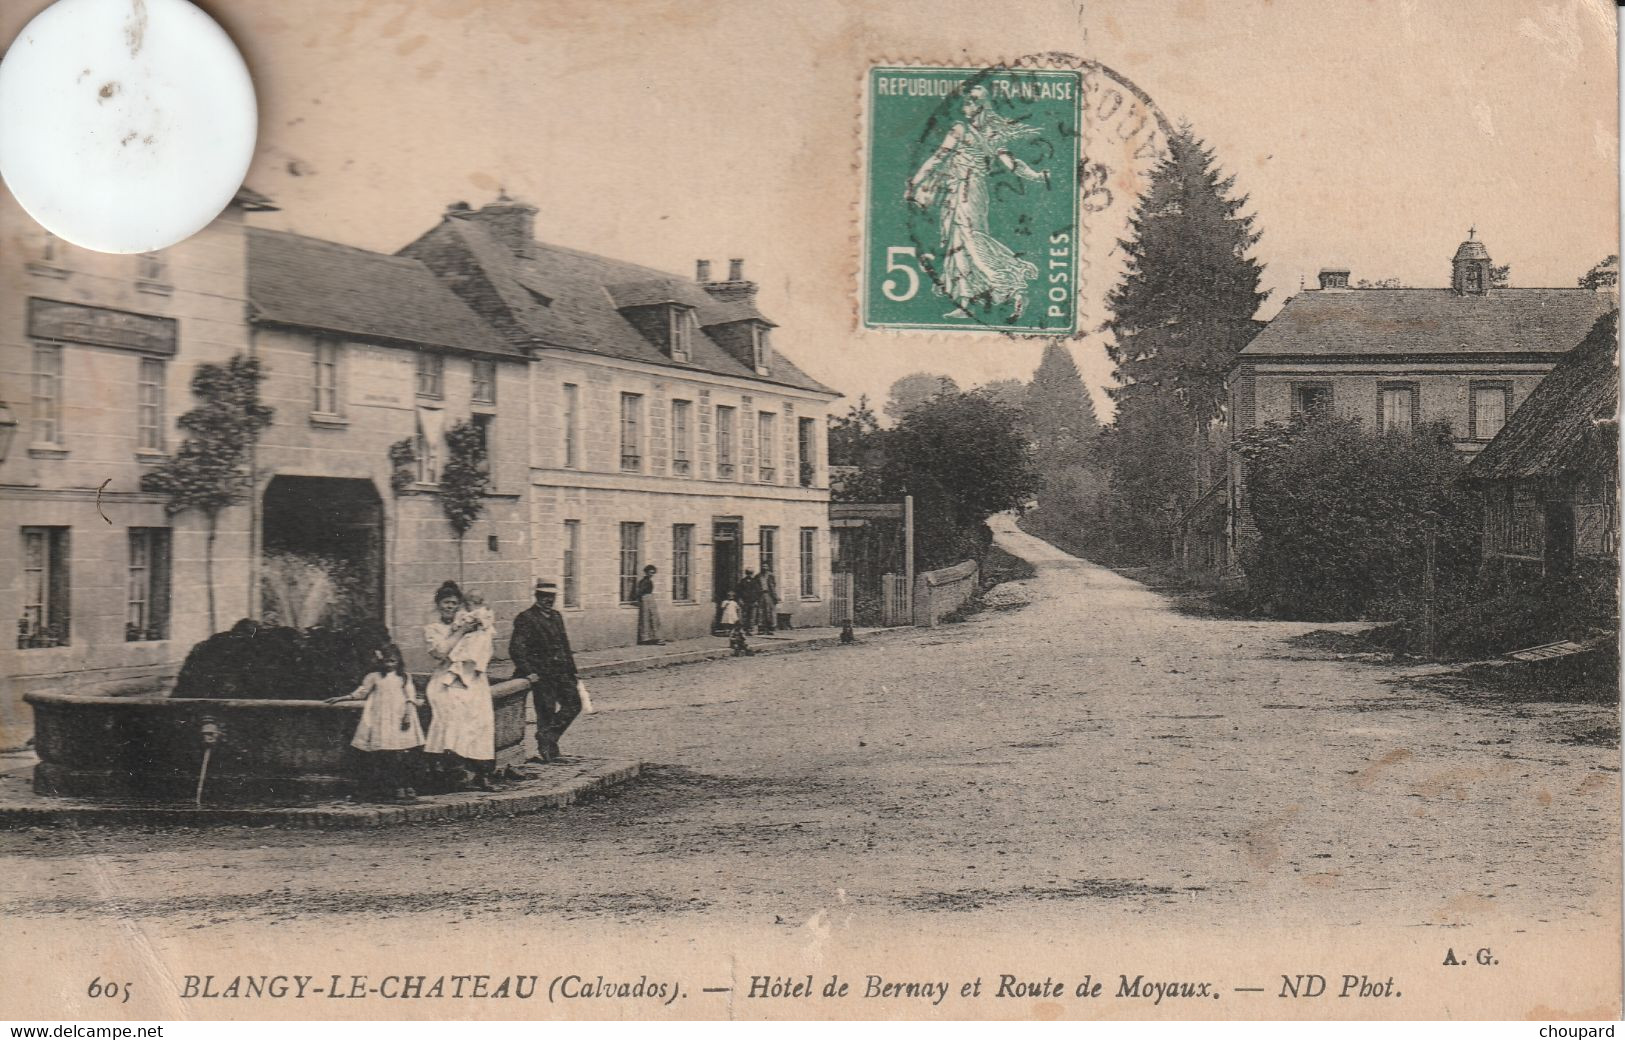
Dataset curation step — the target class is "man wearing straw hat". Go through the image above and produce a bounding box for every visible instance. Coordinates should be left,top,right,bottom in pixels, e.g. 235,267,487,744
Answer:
509,579,582,763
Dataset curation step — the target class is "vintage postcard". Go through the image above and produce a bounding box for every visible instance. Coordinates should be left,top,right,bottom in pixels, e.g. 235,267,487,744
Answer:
0,0,1619,1025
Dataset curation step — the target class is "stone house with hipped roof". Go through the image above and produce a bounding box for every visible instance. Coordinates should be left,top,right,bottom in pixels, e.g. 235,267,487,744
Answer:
400,197,840,648
1175,232,1615,575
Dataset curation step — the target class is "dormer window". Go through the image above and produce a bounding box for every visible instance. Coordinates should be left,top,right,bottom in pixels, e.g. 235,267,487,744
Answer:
751,324,771,375
669,306,697,362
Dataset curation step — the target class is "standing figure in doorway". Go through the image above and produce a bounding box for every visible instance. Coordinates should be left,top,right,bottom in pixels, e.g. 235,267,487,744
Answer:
635,564,665,645
735,568,763,635
509,579,582,763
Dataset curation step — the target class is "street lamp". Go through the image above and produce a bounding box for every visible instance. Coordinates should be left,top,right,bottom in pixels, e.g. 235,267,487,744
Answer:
0,401,17,463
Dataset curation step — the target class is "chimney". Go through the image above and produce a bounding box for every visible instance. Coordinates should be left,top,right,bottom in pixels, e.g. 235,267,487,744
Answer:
701,256,759,304
1317,268,1350,291
695,259,712,282
464,194,537,254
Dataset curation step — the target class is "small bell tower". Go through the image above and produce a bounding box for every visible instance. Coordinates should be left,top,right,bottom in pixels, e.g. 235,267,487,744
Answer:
1452,227,1492,295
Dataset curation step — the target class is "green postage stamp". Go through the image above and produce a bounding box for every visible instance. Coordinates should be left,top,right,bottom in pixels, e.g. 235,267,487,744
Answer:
862,64,1083,335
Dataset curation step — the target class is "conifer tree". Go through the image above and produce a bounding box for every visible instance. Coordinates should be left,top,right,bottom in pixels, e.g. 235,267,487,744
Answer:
1024,342,1099,469
1102,126,1266,559
1106,126,1266,421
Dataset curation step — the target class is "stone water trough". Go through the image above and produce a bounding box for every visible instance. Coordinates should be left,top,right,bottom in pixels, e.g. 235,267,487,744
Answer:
25,678,532,805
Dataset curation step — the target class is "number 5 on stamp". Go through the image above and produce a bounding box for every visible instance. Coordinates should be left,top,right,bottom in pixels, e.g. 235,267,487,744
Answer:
862,65,1082,335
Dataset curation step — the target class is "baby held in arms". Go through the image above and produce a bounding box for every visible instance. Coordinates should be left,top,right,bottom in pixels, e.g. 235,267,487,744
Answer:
449,590,495,686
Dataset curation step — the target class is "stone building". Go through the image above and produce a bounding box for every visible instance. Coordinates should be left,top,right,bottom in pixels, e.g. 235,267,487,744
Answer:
244,226,535,671
399,198,840,649
0,189,274,745
1176,232,1614,574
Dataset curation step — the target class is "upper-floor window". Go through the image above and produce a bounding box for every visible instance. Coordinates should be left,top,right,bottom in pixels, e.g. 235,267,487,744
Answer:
562,383,580,468
752,324,772,374
1471,382,1512,441
415,352,444,399
1291,383,1332,419
669,307,697,362
671,399,693,476
41,231,58,264
32,344,62,446
312,339,341,416
1378,384,1417,433
757,411,778,483
715,405,736,479
138,252,166,282
798,417,817,487
471,359,497,405
415,409,443,484
137,357,165,451
620,392,643,471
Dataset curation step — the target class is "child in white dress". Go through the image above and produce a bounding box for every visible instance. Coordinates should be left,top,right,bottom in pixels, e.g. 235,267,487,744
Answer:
326,644,423,803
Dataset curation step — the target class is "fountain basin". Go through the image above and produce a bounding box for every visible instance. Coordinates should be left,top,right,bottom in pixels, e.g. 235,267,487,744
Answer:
25,678,532,805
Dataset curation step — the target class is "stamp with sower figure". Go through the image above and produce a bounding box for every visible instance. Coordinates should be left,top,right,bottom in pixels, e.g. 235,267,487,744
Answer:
862,64,1083,335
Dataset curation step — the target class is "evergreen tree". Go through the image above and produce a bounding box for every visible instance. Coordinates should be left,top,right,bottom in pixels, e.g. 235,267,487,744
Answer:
1101,125,1265,560
1105,126,1266,421
1024,342,1099,469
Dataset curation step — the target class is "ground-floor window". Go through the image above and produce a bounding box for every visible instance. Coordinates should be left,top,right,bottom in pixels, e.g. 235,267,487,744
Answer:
126,528,171,642
672,524,694,602
799,527,818,598
619,522,644,603
19,526,70,648
562,520,581,607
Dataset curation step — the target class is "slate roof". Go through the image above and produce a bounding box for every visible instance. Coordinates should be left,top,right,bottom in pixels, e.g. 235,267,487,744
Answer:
246,228,519,358
1241,289,1614,358
1468,311,1619,482
399,217,834,396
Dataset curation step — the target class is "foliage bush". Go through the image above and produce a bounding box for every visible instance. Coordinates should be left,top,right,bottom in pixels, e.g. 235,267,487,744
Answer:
173,618,393,701
1238,416,1480,620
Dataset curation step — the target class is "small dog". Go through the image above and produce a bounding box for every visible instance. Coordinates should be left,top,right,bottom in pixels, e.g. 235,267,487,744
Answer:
840,621,856,644
729,627,754,656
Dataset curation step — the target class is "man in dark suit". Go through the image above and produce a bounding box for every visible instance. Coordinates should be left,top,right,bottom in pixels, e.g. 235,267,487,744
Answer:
509,579,581,763
735,569,763,634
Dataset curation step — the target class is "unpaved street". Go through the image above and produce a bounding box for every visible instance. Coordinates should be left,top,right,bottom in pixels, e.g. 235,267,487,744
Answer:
2,518,1617,936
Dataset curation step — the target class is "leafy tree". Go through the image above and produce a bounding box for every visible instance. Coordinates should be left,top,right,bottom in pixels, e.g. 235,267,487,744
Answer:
140,355,274,634
440,418,490,582
1490,264,1511,289
828,394,881,466
1355,277,1408,289
1237,416,1479,620
1578,255,1619,290
976,378,1028,416
884,372,960,422
873,390,1038,567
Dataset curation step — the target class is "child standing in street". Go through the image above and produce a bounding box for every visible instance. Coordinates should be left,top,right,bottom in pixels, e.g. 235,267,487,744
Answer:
327,643,424,804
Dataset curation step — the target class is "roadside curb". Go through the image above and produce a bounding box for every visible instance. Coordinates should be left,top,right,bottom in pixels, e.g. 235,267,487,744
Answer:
576,625,911,679
0,758,642,831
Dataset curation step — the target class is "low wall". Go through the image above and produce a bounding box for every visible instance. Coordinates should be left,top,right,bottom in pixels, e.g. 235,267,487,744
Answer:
913,560,979,627
26,677,532,805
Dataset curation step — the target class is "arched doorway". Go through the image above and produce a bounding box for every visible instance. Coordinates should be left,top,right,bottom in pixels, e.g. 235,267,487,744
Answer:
261,476,384,629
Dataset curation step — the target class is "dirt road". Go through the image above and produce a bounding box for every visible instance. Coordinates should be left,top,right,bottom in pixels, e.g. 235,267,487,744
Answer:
3,517,1617,937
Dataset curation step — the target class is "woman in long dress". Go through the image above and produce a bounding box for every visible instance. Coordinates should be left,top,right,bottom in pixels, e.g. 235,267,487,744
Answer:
422,580,498,791
636,565,665,645
905,84,1048,321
